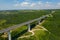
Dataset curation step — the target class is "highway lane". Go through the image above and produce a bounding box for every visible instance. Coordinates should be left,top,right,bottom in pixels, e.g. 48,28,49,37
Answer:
0,14,50,33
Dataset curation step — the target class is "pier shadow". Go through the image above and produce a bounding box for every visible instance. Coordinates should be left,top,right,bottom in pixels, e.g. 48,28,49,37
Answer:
30,23,36,30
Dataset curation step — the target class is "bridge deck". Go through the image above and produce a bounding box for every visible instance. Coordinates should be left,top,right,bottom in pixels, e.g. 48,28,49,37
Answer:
0,14,49,33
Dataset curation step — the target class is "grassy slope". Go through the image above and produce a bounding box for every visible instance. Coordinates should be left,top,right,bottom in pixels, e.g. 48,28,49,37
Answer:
16,25,50,40
16,23,57,40
42,10,60,40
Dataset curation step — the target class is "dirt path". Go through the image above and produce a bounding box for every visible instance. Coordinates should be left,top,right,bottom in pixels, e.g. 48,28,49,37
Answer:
18,26,49,39
18,20,49,39
19,29,42,38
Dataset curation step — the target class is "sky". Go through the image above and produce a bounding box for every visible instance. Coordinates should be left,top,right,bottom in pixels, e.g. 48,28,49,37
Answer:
0,0,60,10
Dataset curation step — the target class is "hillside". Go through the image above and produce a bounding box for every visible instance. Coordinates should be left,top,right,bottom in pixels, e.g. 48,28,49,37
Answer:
0,9,60,40
13,9,60,40
42,10,60,40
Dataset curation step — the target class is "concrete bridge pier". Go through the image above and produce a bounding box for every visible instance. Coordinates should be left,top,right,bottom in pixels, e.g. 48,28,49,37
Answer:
7,31,11,40
27,24,30,32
